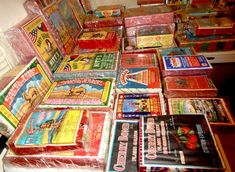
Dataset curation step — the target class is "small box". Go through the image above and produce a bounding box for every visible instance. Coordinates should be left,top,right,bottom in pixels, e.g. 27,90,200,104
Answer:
94,5,123,18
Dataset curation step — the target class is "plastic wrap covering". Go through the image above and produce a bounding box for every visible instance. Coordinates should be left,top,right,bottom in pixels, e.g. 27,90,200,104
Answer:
175,30,235,52
124,5,174,28
7,109,94,155
53,52,119,80
125,23,175,37
115,67,162,94
120,53,158,68
114,93,166,119
84,14,123,28
0,58,52,138
84,26,124,38
77,31,117,49
3,111,111,170
4,15,63,77
94,5,124,18
106,120,138,172
24,0,75,55
167,98,235,126
163,75,218,98
38,78,115,109
187,17,235,37
139,115,225,171
160,55,213,77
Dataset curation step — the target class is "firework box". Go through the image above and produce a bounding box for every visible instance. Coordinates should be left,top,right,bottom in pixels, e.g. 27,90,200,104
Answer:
4,111,111,169
106,120,138,172
175,30,235,52
68,0,86,28
38,78,115,109
167,98,235,126
120,53,157,68
53,52,119,80
137,0,164,5
139,114,225,171
0,58,52,138
161,55,213,77
136,25,174,48
77,31,117,49
188,17,235,37
7,109,92,155
114,93,166,119
94,5,124,18
124,5,174,28
163,75,218,98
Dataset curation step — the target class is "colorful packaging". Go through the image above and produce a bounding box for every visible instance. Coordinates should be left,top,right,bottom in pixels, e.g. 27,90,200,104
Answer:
139,115,225,171
124,5,174,28
163,75,218,98
167,98,235,126
137,0,164,5
94,5,124,18
79,0,92,16
4,111,111,169
54,52,119,80
68,0,86,28
114,93,166,119
116,67,161,93
77,31,117,49
39,78,115,109
106,120,138,172
0,58,52,137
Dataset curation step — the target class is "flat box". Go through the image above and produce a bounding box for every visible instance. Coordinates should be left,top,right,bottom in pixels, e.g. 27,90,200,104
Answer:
77,31,117,49
106,120,138,172
116,67,161,94
3,111,111,170
39,78,115,109
167,98,235,126
124,5,174,28
114,93,166,119
136,25,174,48
139,115,225,171
94,5,123,18
188,17,235,36
163,75,218,98
7,109,90,155
137,0,164,5
54,52,119,80
175,30,235,52
161,55,213,76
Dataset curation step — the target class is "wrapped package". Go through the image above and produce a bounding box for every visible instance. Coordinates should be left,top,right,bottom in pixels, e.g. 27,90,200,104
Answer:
77,31,117,49
139,115,225,171
114,93,166,119
4,111,111,170
167,97,235,126
160,55,213,77
106,120,138,172
84,14,123,28
187,17,235,37
116,67,161,94
94,5,124,18
175,30,235,52
124,5,174,28
0,58,52,137
53,52,119,80
163,75,218,98
120,53,158,68
38,78,115,109
5,15,64,77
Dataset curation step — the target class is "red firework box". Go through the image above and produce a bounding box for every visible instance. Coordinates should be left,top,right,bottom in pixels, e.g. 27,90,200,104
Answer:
163,75,218,98
124,5,174,28
7,109,92,155
4,111,111,169
187,17,235,37
191,0,211,5
77,30,117,49
137,0,165,5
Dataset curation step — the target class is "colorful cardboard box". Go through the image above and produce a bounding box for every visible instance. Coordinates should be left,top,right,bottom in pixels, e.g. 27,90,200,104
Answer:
94,5,124,18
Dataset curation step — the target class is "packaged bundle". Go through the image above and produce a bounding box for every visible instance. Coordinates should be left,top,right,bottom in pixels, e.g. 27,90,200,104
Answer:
114,93,166,119
94,5,124,18
53,52,119,80
139,115,225,171
163,75,218,98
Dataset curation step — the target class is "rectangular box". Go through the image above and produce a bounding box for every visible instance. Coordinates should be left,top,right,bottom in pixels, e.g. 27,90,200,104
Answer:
94,5,123,18
167,98,235,126
163,75,218,98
